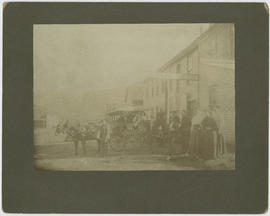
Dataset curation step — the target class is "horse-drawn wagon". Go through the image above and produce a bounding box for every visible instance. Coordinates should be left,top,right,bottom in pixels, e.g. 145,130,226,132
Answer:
106,106,148,152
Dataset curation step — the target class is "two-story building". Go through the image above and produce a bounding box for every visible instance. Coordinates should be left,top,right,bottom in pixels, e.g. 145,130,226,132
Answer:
143,23,235,145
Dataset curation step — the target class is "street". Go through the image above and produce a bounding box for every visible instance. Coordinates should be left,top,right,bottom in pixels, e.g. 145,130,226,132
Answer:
34,141,234,171
34,129,234,171
34,139,202,170
35,154,201,171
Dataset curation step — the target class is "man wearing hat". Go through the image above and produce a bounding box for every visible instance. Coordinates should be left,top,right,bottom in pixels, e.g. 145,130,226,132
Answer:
97,119,111,156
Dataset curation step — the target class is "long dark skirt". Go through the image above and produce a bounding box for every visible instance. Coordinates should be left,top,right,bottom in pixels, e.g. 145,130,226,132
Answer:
216,133,227,157
199,129,218,160
168,131,177,155
188,125,201,156
180,129,191,154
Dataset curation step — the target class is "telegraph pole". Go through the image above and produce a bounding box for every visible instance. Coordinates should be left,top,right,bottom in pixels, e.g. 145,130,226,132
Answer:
165,78,169,124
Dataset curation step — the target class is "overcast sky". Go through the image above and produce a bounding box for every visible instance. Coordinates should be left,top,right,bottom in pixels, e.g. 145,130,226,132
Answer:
34,24,209,97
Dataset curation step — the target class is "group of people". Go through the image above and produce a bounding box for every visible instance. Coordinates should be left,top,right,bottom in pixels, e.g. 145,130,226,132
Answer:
145,105,226,160
54,105,226,160
189,106,226,160
167,110,192,157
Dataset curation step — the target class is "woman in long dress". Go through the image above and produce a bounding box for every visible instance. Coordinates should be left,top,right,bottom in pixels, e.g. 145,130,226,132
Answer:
200,110,218,160
188,109,205,158
168,116,181,158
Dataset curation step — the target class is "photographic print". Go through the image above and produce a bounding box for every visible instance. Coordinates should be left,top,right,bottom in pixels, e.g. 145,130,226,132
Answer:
34,23,235,171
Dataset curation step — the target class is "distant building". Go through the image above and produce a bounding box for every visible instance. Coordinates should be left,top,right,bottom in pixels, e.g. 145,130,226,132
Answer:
34,105,60,129
124,82,144,107
34,106,47,128
143,76,166,119
143,24,235,145
105,82,145,121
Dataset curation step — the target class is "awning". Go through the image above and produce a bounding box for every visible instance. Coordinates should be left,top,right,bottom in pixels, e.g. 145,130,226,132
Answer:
106,105,145,115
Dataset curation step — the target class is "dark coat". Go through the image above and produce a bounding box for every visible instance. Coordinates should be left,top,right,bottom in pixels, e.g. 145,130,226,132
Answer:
201,116,218,131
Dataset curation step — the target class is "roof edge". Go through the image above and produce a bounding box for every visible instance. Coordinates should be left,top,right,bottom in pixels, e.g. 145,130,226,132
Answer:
157,24,228,72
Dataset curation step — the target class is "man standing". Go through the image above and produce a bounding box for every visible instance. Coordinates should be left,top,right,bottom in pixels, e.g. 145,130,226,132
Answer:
79,125,87,156
55,123,61,136
188,109,205,157
168,116,181,159
97,119,111,156
212,106,226,157
180,110,192,155
72,124,81,156
63,120,69,133
147,115,156,153
132,114,140,130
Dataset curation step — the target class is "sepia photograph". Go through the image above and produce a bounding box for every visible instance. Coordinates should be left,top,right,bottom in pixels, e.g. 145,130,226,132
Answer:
34,23,235,171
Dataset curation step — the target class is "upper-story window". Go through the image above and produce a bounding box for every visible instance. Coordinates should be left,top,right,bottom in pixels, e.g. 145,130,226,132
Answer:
177,63,181,73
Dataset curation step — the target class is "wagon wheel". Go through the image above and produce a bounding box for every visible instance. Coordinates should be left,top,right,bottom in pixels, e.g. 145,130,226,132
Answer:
109,135,125,152
122,129,139,150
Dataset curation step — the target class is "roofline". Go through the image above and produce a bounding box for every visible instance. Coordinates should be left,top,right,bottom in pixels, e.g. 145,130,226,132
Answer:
157,24,227,72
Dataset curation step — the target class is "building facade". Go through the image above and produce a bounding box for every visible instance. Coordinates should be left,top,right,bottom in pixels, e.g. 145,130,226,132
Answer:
143,24,235,145
34,105,60,129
